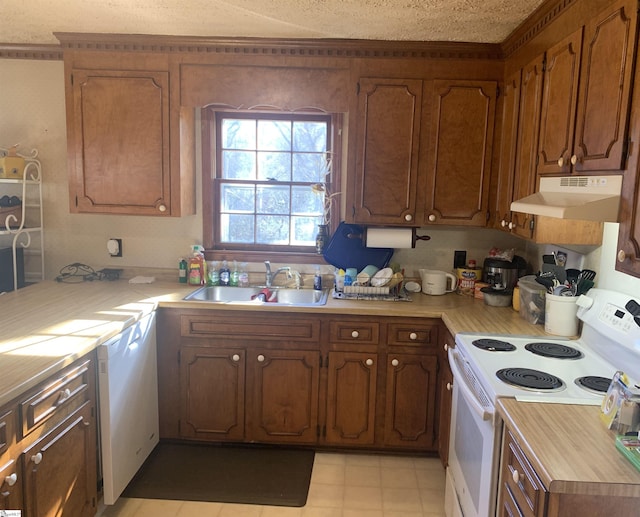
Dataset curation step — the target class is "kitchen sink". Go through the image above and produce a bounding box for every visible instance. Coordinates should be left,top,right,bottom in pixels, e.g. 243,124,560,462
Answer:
183,285,329,306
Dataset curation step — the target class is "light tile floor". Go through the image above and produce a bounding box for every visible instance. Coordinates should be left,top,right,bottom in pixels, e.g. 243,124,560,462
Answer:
100,452,446,517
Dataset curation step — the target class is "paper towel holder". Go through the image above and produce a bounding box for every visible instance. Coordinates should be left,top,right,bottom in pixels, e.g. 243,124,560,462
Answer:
346,227,430,248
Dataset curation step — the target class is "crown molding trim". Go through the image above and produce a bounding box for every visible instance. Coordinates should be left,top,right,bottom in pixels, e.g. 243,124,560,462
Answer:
0,43,62,60
53,32,503,60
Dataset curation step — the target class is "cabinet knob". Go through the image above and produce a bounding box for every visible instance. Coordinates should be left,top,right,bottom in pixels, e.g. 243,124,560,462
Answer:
512,469,520,484
409,332,418,340
508,221,515,230
57,388,71,404
5,473,17,486
257,354,265,362
443,343,449,351
31,452,43,465
232,354,240,362
428,214,436,222
365,358,374,366
391,358,399,367
570,154,578,165
446,382,453,391
557,156,564,167
404,214,413,222
351,330,359,338
617,249,627,262
500,219,507,227
158,204,167,213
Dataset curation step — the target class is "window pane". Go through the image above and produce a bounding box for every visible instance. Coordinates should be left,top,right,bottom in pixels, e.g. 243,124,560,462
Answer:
222,150,256,179
293,121,327,152
258,120,291,151
257,185,290,215
292,186,323,215
291,216,321,245
292,152,328,182
257,151,291,181
257,215,289,244
221,214,255,243
222,119,256,149
220,184,255,212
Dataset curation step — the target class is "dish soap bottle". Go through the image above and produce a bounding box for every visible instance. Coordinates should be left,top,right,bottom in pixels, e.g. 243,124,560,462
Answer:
230,260,239,287
314,266,322,290
219,260,230,286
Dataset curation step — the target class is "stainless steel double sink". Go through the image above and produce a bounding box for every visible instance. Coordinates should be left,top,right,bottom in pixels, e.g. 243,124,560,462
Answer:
183,285,329,306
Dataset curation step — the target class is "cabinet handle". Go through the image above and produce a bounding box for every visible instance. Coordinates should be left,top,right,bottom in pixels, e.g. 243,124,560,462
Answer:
31,452,43,465
404,214,413,222
57,388,72,405
570,154,578,165
391,358,399,366
618,249,627,262
446,382,453,391
409,332,418,340
351,330,359,338
365,358,374,366
512,469,520,484
232,354,240,362
158,204,167,213
428,214,436,222
557,156,564,167
5,473,17,486
257,354,265,362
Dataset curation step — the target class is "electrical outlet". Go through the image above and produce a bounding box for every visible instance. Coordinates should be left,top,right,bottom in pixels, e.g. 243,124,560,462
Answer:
107,238,122,257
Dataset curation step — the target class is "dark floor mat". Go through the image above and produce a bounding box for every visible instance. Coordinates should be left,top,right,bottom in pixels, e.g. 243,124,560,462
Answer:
121,442,315,507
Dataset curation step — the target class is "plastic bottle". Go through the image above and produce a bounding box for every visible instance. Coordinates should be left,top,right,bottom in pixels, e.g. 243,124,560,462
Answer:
314,266,323,290
230,260,239,287
178,258,187,283
188,254,203,285
239,262,249,287
207,261,220,286
219,260,230,286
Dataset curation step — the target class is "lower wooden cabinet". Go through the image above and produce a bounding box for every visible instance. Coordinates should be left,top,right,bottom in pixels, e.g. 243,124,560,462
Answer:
0,353,97,517
325,351,377,446
160,309,445,453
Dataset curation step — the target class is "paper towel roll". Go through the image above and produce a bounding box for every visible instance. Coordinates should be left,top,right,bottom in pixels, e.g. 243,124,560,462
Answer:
365,228,414,248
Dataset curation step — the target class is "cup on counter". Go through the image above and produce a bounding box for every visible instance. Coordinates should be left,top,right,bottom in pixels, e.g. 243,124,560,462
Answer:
355,265,379,286
345,267,357,286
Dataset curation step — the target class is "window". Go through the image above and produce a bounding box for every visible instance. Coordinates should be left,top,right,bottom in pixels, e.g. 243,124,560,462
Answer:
202,109,340,258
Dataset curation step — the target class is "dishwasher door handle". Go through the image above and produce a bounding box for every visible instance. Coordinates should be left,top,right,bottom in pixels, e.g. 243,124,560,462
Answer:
448,347,495,422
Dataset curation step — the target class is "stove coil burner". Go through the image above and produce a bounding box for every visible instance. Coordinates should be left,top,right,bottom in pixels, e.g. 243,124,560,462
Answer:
497,368,565,391
575,376,611,394
472,338,516,352
524,342,583,359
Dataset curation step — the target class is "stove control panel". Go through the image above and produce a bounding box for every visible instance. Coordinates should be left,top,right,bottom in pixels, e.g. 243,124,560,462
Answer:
599,302,635,333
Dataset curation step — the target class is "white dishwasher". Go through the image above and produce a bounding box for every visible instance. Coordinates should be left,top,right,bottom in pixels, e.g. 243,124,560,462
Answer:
97,311,159,505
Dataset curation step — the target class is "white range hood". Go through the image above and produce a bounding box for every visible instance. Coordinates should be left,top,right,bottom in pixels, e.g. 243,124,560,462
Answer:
510,175,622,222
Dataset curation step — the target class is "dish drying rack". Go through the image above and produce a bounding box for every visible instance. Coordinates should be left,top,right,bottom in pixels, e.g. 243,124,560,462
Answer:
332,285,412,302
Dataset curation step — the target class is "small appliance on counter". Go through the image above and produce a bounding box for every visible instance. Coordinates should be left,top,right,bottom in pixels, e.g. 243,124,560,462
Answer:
482,255,527,289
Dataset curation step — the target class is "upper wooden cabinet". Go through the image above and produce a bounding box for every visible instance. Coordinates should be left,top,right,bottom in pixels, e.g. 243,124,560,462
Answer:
538,0,638,175
59,42,195,216
352,78,423,225
421,80,497,226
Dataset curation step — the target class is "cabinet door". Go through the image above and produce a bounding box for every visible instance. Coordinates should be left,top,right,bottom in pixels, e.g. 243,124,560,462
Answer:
494,70,522,231
325,351,377,446
537,28,583,175
573,0,638,172
69,69,171,215
438,330,454,467
0,458,21,511
384,353,437,450
250,349,319,444
22,404,96,517
179,346,245,441
352,78,422,225
511,55,545,239
422,80,496,226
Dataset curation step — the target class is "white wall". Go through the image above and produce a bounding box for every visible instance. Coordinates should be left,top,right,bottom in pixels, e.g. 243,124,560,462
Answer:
3,57,640,295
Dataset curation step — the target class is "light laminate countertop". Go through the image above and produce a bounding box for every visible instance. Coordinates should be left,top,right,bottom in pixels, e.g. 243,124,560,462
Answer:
0,278,545,407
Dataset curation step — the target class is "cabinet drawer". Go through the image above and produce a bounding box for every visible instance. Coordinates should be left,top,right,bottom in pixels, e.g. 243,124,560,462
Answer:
329,320,379,345
0,408,15,457
19,359,92,439
502,429,546,516
500,483,524,517
387,322,436,346
181,314,320,342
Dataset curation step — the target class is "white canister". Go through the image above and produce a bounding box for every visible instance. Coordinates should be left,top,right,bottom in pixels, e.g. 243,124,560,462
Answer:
544,293,579,336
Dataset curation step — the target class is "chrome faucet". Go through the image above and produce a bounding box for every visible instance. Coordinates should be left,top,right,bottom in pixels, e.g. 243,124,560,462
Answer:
264,261,292,288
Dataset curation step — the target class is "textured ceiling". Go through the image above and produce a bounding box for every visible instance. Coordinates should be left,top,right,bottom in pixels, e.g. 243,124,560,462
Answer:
1,0,545,45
